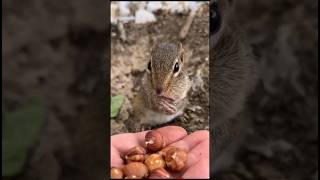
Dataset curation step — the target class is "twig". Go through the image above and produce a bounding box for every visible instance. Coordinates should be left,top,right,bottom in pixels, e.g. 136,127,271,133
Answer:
179,10,197,40
117,21,127,42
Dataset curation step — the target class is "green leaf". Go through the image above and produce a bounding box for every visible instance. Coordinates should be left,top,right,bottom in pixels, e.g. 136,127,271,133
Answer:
111,95,125,118
2,103,46,177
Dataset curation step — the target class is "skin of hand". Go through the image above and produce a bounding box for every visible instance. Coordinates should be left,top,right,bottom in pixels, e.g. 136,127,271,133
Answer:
111,126,209,179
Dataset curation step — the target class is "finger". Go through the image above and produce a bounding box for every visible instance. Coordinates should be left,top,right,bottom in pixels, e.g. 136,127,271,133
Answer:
186,138,209,167
169,130,209,152
182,157,210,179
168,131,209,178
112,126,187,156
111,146,124,167
111,132,144,157
147,126,188,146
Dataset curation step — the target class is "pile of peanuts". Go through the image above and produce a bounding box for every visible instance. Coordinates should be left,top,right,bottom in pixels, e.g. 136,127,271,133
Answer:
111,130,188,179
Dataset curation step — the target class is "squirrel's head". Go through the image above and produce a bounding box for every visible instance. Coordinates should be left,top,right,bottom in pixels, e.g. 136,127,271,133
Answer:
146,42,190,101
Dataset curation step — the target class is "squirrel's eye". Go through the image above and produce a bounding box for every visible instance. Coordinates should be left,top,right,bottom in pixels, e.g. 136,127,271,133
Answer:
148,61,151,71
173,63,179,73
210,2,221,34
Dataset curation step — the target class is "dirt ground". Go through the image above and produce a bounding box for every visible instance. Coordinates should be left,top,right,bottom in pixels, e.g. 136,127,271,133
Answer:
111,3,209,134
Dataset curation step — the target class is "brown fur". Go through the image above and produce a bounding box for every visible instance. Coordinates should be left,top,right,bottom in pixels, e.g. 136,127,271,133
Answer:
132,42,191,129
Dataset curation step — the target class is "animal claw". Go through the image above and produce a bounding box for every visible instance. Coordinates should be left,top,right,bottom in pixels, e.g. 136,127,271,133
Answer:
159,100,177,115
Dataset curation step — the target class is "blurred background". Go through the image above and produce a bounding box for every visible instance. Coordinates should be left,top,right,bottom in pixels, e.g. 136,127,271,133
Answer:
2,0,108,180
214,0,318,179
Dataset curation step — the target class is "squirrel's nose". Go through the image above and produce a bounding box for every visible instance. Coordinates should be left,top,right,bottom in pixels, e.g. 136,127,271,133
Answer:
156,87,163,95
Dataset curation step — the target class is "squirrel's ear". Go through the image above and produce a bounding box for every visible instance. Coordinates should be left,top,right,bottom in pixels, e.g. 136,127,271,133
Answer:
178,42,183,50
178,42,184,63
151,43,157,52
218,0,236,17
150,40,159,52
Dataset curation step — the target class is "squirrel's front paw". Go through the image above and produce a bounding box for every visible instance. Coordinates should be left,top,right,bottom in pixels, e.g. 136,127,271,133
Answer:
158,100,177,115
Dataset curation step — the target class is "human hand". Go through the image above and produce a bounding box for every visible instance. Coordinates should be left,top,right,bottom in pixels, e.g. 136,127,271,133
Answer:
111,126,209,178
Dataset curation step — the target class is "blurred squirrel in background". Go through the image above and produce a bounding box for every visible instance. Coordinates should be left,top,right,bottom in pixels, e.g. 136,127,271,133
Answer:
210,0,258,172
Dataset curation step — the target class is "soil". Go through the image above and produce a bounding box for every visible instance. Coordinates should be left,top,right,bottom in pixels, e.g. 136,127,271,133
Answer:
111,4,210,134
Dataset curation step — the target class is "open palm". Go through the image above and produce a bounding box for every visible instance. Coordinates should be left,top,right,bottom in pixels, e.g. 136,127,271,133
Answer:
111,126,209,178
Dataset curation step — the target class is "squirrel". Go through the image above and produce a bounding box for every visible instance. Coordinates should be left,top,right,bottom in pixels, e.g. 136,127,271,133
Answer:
210,0,258,173
131,42,191,130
